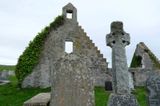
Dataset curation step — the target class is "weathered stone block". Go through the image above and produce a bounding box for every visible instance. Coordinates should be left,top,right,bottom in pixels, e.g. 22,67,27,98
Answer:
50,54,95,106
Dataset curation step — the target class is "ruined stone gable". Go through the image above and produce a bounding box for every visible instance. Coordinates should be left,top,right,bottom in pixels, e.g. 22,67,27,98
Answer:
22,3,110,88
130,42,160,69
130,42,160,86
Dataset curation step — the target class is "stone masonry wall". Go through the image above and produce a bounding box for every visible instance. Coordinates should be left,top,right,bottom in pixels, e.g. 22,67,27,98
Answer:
129,68,160,86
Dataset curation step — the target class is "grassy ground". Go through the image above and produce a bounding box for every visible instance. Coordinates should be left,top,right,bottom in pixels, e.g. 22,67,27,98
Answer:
132,87,148,106
0,76,148,106
0,76,50,106
0,65,15,71
95,87,110,106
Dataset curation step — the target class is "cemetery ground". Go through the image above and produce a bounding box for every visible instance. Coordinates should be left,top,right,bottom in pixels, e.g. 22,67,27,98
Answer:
0,75,147,106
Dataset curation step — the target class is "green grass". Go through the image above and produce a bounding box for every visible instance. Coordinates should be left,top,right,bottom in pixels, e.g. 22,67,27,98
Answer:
95,87,110,106
95,87,148,106
0,76,147,106
0,76,50,106
0,65,15,71
132,87,148,106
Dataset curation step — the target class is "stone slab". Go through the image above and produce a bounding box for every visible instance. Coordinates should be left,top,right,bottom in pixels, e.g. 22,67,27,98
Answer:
23,93,50,106
0,80,10,85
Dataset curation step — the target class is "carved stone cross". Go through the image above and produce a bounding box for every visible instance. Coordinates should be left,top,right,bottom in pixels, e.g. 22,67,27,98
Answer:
106,21,130,94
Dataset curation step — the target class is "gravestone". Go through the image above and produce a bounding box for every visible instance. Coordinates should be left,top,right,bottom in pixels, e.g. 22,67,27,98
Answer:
106,21,139,106
147,74,160,106
105,81,112,91
50,53,95,106
0,71,9,80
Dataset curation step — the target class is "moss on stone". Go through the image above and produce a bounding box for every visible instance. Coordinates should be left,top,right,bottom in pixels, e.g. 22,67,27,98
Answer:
15,15,64,87
130,54,142,68
147,50,160,69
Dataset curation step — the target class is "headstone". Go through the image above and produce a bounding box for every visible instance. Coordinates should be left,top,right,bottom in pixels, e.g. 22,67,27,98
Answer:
146,74,160,106
50,54,95,106
106,21,139,106
105,81,112,91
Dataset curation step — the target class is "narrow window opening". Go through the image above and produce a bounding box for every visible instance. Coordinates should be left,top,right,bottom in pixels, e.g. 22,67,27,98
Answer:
65,41,73,53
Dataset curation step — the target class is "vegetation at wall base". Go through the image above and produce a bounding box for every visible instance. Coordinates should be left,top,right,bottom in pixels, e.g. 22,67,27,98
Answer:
132,86,148,106
15,15,64,87
130,53,142,68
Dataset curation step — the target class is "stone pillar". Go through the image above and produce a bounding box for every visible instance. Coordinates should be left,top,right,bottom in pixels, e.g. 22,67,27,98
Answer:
106,21,139,106
50,54,95,106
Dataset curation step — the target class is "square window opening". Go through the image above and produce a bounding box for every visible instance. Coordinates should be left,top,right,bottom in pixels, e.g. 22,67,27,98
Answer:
66,12,73,19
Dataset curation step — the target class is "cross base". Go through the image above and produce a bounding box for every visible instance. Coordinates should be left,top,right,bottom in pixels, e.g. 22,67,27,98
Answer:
107,93,139,106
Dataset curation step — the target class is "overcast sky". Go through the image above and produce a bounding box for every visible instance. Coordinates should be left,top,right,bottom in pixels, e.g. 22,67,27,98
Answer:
0,0,160,67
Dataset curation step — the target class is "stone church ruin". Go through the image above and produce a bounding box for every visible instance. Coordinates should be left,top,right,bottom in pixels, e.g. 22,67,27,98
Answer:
16,3,111,88
15,3,160,90
15,2,160,106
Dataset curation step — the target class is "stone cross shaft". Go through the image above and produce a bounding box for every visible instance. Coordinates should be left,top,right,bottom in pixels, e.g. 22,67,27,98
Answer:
106,22,130,94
